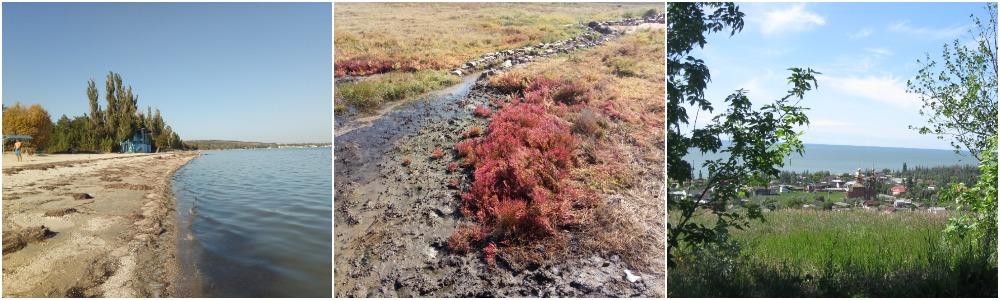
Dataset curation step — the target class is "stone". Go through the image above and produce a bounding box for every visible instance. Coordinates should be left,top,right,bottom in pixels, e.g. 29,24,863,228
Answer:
451,69,463,76
624,269,641,283
501,60,513,68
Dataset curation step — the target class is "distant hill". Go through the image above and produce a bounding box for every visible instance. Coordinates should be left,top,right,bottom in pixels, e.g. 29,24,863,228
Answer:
185,140,330,150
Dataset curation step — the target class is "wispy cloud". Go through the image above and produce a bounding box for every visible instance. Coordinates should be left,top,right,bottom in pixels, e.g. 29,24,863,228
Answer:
811,118,854,129
849,28,872,39
888,20,969,39
736,78,777,102
864,47,893,56
819,75,921,109
760,4,826,36
963,37,985,50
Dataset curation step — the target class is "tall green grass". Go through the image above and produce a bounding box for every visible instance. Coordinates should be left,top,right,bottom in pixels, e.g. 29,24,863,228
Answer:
335,70,458,113
753,191,846,209
669,210,998,297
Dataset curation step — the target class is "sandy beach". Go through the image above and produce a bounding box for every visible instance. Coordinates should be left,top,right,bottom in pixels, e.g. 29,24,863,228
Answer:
2,151,198,297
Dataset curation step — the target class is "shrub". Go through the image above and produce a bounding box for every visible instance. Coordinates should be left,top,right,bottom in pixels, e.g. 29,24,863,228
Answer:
523,76,560,103
431,148,445,159
518,76,593,105
447,162,459,173
402,157,412,166
448,225,485,252
552,80,592,104
607,57,639,77
334,58,393,77
572,109,605,137
643,8,659,19
473,105,492,118
464,126,483,138
484,242,498,266
449,103,578,254
487,71,528,93
455,139,476,158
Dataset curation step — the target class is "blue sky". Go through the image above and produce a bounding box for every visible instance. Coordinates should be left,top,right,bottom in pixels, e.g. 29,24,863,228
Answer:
3,3,332,143
688,2,991,150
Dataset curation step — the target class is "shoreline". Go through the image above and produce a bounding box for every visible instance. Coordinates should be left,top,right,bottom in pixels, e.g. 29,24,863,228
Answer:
164,151,201,297
2,151,199,297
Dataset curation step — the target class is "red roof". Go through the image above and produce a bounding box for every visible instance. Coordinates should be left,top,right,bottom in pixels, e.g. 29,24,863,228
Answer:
891,185,907,193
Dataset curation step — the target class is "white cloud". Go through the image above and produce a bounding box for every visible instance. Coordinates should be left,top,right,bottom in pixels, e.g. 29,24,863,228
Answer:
736,78,777,101
963,37,985,50
811,118,854,129
849,28,872,39
819,75,922,110
864,47,893,56
760,4,826,36
888,20,969,39
822,75,922,108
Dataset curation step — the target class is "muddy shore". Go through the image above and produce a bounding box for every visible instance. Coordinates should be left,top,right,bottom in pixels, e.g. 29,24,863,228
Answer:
2,152,199,297
335,81,663,297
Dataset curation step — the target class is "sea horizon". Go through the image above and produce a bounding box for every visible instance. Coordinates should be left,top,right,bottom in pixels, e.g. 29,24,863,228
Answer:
684,142,977,174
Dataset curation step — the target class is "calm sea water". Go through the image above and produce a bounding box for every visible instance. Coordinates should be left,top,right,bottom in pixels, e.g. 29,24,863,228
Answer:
684,143,976,174
173,148,331,297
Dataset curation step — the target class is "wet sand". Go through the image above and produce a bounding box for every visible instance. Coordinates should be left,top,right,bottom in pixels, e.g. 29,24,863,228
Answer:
2,151,198,297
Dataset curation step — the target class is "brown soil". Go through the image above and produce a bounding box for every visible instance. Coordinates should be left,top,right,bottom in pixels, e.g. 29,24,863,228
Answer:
43,208,79,217
2,152,198,297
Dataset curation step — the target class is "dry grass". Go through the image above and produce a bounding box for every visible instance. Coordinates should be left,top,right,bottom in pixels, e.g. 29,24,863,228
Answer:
334,3,661,113
334,3,661,74
481,28,665,271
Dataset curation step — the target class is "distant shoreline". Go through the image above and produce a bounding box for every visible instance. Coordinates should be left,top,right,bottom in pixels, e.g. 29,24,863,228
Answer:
684,143,976,174
184,140,331,151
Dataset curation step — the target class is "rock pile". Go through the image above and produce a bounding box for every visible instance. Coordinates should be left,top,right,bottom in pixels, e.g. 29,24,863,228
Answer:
452,14,666,80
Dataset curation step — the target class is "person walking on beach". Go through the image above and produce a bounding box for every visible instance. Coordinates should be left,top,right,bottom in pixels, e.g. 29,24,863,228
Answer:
14,140,22,162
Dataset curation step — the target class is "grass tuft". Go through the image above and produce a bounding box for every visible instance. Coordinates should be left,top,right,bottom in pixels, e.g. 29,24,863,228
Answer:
335,70,458,113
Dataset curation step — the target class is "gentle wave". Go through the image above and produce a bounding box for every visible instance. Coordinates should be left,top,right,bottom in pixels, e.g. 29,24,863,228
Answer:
173,148,331,297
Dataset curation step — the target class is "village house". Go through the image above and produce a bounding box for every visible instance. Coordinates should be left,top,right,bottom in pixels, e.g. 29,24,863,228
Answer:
845,168,876,200
119,128,152,153
891,185,907,196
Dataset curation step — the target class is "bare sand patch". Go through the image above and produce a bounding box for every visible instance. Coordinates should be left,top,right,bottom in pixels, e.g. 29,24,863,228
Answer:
2,152,199,297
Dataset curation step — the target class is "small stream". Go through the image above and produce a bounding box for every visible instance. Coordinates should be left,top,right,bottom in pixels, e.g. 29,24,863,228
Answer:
334,72,481,185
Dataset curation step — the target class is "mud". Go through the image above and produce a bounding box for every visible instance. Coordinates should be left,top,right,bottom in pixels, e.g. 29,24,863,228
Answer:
2,152,198,297
43,208,79,217
335,76,659,297
2,226,57,254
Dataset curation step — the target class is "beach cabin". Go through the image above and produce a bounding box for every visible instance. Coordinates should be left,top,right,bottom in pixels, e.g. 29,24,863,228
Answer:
119,129,152,153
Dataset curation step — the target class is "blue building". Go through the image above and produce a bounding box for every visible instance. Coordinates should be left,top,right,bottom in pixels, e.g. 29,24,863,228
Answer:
119,129,152,153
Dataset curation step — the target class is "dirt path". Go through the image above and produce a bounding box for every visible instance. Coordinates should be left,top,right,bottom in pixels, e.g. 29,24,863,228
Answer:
2,152,198,297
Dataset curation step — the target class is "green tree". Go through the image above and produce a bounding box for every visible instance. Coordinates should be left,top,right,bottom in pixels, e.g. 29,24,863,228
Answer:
908,4,998,258
942,135,997,262
667,2,819,267
903,162,908,173
907,3,997,161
